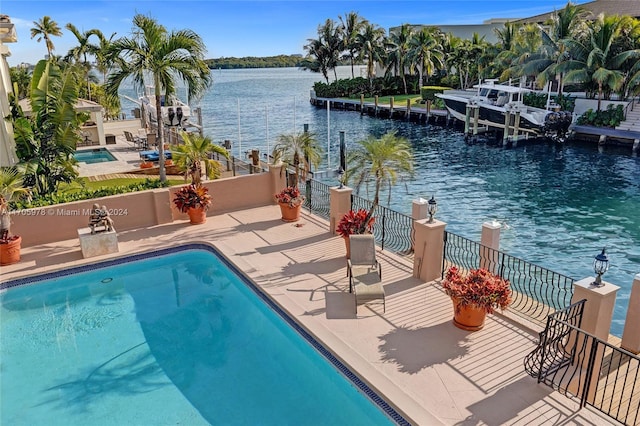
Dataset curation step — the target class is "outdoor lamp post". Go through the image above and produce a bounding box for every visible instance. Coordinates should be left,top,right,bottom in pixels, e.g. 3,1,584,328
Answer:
427,195,437,223
337,167,345,189
592,247,610,287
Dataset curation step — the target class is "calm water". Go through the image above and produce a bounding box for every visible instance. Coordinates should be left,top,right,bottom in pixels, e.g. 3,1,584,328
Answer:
1,248,395,425
120,67,639,336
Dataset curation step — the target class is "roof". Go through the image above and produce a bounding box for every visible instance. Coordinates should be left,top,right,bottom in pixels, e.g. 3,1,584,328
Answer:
18,98,104,115
516,0,640,24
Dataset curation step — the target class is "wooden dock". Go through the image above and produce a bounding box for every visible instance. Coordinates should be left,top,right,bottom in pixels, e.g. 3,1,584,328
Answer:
310,96,451,125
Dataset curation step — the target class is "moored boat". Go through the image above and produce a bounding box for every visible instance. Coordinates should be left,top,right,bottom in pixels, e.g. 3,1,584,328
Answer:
436,79,573,141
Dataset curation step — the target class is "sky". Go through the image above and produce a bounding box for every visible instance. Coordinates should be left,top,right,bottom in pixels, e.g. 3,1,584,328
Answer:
2,0,590,66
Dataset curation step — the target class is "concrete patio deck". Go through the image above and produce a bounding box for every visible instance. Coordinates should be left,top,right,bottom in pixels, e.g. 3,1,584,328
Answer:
1,205,617,425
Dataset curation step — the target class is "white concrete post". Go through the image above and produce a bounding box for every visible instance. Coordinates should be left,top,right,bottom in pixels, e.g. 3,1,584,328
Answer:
413,219,446,282
621,274,640,354
571,277,619,341
269,163,287,204
480,221,501,272
412,198,429,251
329,186,352,235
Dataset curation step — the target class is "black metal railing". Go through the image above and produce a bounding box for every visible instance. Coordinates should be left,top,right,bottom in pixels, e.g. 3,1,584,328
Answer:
351,194,414,255
443,231,574,326
524,301,640,426
524,299,586,382
305,179,330,220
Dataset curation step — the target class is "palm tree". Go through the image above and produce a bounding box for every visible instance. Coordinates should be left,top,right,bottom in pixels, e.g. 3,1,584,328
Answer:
386,24,414,94
10,60,82,195
64,23,101,99
0,167,30,240
318,19,344,82
302,38,331,83
409,27,444,87
562,15,632,109
357,22,386,87
271,131,322,188
30,16,63,58
347,131,414,233
172,132,229,185
340,12,366,78
94,30,118,83
106,14,212,182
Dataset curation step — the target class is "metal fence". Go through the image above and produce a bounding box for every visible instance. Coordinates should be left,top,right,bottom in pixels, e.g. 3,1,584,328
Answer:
443,231,574,326
304,179,330,220
351,194,414,255
524,300,640,426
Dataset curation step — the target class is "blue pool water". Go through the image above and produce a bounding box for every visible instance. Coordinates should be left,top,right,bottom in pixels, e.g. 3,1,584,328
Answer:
74,148,117,164
0,246,400,425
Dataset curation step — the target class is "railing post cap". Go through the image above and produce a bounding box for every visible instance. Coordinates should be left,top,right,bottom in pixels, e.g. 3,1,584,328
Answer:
574,276,620,295
482,220,501,230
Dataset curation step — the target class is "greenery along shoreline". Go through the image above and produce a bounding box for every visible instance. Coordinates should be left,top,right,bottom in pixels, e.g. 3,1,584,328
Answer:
205,54,306,69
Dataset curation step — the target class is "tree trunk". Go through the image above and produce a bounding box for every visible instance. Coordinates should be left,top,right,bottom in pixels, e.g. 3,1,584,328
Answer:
154,79,167,182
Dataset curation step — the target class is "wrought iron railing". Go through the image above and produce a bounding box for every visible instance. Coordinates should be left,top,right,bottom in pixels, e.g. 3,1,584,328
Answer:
350,194,414,255
524,300,640,426
304,179,330,220
443,231,574,326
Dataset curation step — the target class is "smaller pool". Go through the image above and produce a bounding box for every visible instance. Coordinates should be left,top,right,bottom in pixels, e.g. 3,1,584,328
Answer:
74,148,117,164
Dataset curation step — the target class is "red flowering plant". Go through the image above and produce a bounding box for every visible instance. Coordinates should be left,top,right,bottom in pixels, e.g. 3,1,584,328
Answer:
442,266,512,314
336,209,375,238
275,186,305,207
173,184,212,213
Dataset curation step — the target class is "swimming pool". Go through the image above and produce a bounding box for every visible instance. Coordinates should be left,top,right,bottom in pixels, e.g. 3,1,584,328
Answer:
0,245,406,425
74,148,117,164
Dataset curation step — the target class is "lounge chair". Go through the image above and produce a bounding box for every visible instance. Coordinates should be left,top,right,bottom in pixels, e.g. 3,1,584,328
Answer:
347,234,384,312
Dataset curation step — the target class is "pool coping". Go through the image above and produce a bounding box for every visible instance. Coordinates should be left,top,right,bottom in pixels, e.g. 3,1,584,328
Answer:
1,242,413,426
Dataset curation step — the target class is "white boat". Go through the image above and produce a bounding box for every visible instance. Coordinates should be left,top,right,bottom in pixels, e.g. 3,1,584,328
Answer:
436,79,573,140
122,85,199,131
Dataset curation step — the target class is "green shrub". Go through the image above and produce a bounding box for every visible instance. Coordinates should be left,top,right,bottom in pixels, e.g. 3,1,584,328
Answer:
576,104,625,128
420,86,451,101
14,178,169,209
523,92,575,111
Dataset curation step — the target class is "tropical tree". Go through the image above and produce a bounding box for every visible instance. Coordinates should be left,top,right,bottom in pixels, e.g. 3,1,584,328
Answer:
106,14,212,182
94,31,119,83
0,167,30,240
30,16,62,58
10,60,83,195
9,66,31,99
302,38,331,83
409,27,445,87
340,12,366,78
318,19,344,81
562,15,633,109
64,23,101,99
357,22,386,86
271,131,322,187
525,3,590,95
172,132,229,185
386,24,414,94
447,35,486,89
346,131,414,233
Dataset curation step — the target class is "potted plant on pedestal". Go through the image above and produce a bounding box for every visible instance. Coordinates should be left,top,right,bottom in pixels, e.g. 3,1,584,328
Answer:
0,168,31,265
442,266,512,331
274,186,305,222
173,184,212,224
336,209,375,258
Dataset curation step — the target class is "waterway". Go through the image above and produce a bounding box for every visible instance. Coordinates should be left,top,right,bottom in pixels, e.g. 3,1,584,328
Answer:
120,66,640,336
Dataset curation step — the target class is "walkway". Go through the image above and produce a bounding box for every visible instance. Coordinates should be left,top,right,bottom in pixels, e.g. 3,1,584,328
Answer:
1,206,617,425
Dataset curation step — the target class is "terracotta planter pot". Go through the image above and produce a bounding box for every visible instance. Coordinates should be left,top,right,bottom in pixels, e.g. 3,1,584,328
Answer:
0,235,22,265
451,298,487,331
278,202,301,222
140,162,153,169
187,207,207,225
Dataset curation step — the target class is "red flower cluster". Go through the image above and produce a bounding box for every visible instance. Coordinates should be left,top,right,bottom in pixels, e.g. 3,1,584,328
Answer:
173,184,212,213
336,209,375,238
442,266,512,314
275,186,305,207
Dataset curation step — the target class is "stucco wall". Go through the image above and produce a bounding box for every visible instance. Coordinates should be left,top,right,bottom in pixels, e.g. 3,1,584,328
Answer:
12,169,284,248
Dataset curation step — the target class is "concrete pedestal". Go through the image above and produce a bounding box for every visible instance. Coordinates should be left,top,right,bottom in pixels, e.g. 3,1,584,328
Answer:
78,228,119,258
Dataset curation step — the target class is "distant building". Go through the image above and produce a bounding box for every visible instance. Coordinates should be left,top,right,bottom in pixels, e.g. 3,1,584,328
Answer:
0,14,18,167
516,0,640,24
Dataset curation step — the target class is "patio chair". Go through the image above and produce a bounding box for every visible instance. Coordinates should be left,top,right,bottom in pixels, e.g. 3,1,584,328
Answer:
124,131,142,150
347,234,384,312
